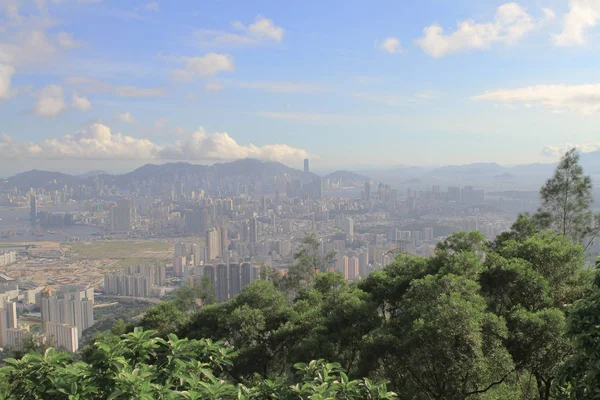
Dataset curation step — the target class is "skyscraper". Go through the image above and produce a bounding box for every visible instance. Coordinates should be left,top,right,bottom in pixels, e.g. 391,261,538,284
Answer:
30,193,37,222
215,264,229,302
249,218,258,243
110,199,132,232
45,322,78,353
364,181,371,201
41,288,94,339
229,263,241,298
206,228,221,261
343,217,354,239
241,262,260,288
0,301,17,347
304,159,309,174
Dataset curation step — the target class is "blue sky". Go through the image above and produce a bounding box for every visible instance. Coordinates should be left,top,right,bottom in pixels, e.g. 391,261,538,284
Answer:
1,0,600,175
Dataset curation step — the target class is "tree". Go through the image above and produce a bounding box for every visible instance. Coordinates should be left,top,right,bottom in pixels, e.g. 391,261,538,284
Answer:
534,148,598,249
0,329,397,399
283,234,336,296
139,301,190,337
557,261,600,399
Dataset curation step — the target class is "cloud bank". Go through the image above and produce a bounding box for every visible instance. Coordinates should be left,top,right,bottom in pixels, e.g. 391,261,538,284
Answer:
542,142,600,157
472,83,600,114
0,123,309,163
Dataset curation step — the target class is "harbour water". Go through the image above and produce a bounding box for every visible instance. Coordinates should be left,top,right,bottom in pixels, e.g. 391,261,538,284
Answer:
0,204,102,243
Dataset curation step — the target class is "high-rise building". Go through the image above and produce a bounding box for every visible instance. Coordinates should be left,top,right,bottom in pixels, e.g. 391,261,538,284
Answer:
220,226,228,256
206,228,221,261
6,327,30,349
45,322,78,353
174,243,186,257
358,252,369,277
249,218,258,244
422,227,434,241
215,264,229,302
41,288,93,339
448,187,461,202
203,265,216,288
364,181,371,201
342,217,354,239
304,159,309,175
347,257,359,281
241,263,259,289
388,227,398,242
229,263,241,298
29,194,37,222
0,301,17,347
110,199,132,232
173,256,187,277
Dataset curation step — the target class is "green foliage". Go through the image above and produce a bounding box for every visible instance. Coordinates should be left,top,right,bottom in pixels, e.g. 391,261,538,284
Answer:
0,329,396,400
283,234,335,296
534,148,599,247
557,261,600,399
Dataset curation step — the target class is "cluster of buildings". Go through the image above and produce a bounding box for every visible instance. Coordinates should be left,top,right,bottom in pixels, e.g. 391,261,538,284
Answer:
0,278,94,353
104,264,167,298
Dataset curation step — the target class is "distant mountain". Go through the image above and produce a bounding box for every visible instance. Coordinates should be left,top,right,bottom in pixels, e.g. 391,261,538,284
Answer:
5,169,83,189
325,170,369,181
3,159,317,190
432,163,506,176
7,153,600,193
80,170,109,179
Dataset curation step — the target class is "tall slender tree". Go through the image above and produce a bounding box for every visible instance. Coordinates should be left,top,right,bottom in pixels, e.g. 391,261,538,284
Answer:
535,148,598,249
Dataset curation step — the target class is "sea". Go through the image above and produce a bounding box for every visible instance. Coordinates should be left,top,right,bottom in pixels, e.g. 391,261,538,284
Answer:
0,204,102,243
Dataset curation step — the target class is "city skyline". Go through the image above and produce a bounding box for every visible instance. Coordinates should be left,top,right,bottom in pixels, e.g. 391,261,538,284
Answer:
3,0,600,174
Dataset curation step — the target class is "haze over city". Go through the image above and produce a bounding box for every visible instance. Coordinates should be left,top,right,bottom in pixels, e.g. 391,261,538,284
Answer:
2,0,600,175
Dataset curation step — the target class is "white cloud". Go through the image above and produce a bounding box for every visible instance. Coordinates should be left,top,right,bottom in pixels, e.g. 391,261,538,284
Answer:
417,2,537,57
196,16,284,46
553,0,600,46
377,37,403,54
172,53,235,81
56,31,81,49
0,123,309,163
244,16,284,42
144,1,159,11
116,112,135,123
65,77,164,98
542,142,600,158
471,83,600,115
0,30,59,66
205,82,224,92
235,81,321,93
0,63,15,99
543,8,556,21
158,127,306,162
34,84,66,117
71,91,91,111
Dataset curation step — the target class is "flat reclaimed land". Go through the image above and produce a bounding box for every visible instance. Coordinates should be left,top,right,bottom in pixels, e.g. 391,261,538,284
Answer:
64,241,172,261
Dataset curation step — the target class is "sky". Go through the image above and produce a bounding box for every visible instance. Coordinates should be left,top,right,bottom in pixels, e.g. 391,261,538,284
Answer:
2,0,600,176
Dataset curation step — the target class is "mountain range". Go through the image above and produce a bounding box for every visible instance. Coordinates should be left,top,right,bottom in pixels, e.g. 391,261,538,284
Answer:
4,152,600,193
